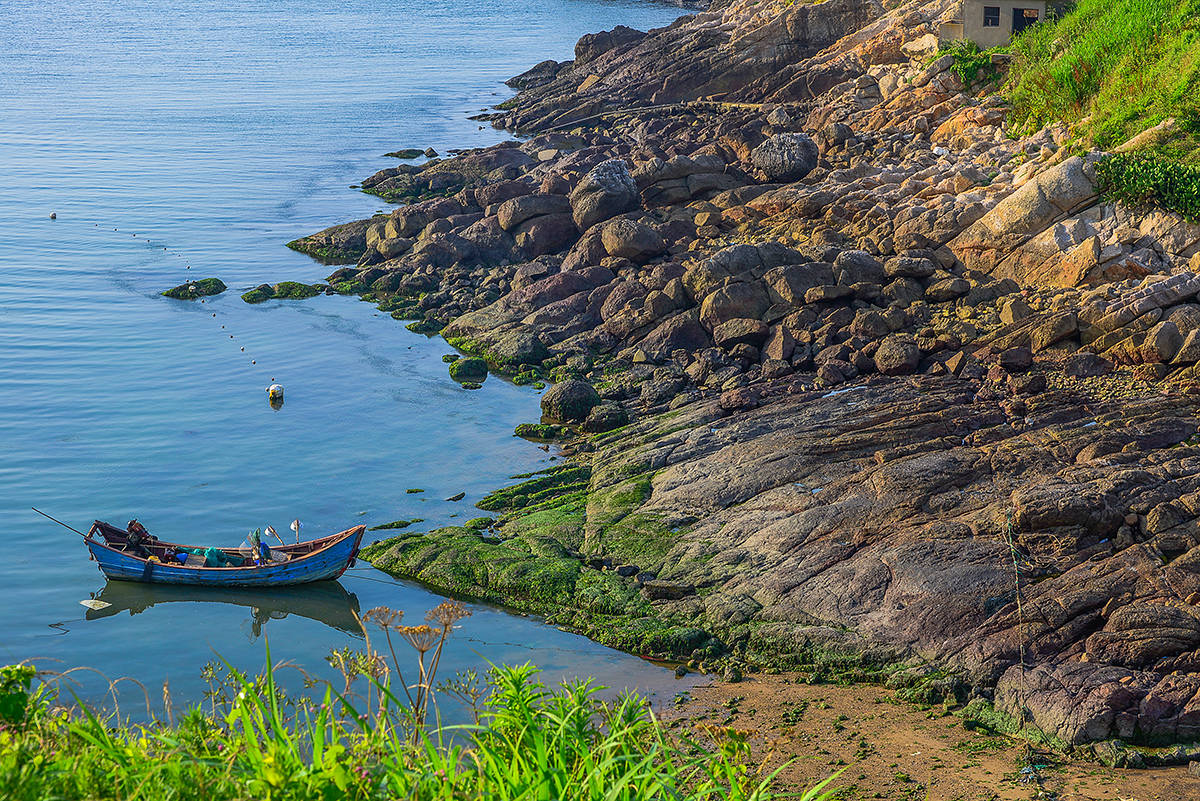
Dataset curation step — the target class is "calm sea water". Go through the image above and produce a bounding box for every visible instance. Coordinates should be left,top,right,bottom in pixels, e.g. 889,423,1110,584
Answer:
0,0,687,710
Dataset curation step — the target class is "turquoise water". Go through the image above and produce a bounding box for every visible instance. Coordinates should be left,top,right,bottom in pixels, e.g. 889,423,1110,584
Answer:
0,0,687,709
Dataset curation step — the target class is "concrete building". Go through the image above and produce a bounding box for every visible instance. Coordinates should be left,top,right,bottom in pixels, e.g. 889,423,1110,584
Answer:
940,1,1048,49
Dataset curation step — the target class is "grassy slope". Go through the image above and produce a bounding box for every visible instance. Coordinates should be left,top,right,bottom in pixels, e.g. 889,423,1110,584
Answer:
1005,0,1200,160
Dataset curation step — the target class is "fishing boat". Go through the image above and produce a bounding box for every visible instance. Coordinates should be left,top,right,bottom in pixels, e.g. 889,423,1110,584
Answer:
81,520,365,587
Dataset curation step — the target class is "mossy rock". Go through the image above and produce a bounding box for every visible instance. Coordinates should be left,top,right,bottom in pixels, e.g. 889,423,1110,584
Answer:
461,381,483,390
331,280,367,295
465,517,495,529
241,284,275,304
272,281,321,300
407,318,444,335
512,370,542,386
384,149,425,159
514,423,562,440
241,281,322,304
162,278,226,300
449,357,488,383
442,354,461,363
477,465,591,512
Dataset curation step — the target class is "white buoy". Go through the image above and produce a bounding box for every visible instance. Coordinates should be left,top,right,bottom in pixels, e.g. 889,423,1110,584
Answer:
267,384,284,400
49,212,57,220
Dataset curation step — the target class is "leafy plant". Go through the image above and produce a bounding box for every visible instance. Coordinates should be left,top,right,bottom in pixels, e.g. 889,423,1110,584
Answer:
0,665,37,726
0,605,840,800
938,40,1002,87
1096,153,1200,221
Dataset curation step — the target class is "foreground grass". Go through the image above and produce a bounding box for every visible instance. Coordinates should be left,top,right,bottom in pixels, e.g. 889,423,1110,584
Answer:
0,605,836,801
1005,0,1200,160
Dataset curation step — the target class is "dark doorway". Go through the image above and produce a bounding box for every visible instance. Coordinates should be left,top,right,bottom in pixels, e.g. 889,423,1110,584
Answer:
1013,8,1040,35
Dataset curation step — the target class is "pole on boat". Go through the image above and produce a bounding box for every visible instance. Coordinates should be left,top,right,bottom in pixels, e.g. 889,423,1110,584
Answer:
31,507,88,538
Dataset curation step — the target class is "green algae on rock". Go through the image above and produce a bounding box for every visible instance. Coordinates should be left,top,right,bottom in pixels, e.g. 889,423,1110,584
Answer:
286,217,375,264
514,422,562,439
368,518,424,531
448,356,488,383
162,277,226,300
241,282,323,304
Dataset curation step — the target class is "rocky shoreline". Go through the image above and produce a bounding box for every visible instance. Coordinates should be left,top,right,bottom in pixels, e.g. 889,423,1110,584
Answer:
283,0,1200,757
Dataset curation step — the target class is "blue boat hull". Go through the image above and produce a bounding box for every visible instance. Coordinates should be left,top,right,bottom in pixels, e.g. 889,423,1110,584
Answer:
86,526,364,587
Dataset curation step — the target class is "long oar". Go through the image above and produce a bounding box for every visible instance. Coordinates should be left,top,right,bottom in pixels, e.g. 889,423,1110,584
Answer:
32,507,88,538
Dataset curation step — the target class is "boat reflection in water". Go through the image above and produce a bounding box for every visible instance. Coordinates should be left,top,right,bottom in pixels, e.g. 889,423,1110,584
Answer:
84,580,362,639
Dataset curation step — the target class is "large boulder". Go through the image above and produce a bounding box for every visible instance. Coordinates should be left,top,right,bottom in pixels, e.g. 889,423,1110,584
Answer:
713,318,769,348
949,156,1100,282
764,262,834,305
749,133,819,182
496,194,571,231
699,282,770,330
505,59,563,90
874,335,920,375
490,331,550,369
514,213,579,258
288,218,373,264
575,25,645,64
570,160,641,231
541,380,602,421
601,219,666,261
639,314,712,359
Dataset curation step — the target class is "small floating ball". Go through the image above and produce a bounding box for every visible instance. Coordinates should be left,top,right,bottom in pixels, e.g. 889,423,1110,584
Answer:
49,212,56,220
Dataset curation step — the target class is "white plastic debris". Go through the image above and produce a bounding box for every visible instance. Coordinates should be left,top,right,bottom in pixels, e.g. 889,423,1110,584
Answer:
80,600,110,610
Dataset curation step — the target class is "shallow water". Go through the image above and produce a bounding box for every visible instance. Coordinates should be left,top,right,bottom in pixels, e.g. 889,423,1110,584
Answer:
0,0,689,710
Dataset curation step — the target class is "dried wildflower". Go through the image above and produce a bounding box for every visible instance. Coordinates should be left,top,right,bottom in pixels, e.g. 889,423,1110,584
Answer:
397,624,441,654
362,606,404,630
426,600,471,630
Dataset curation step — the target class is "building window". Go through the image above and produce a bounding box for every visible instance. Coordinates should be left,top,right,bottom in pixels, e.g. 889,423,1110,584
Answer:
983,6,1001,27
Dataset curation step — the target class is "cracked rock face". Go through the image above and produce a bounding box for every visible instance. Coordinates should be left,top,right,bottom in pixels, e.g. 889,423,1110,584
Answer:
595,376,1200,745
